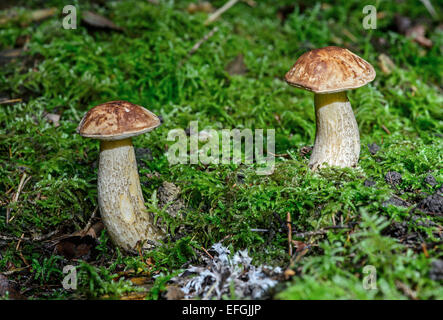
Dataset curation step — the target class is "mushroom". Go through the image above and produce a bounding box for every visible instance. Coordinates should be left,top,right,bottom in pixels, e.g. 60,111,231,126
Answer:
77,101,164,250
285,46,375,169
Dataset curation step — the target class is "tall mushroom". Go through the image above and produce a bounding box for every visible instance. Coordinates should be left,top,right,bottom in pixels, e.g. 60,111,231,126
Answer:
285,46,375,169
77,101,164,251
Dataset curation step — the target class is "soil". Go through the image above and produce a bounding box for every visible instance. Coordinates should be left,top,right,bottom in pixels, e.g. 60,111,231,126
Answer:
157,181,186,218
385,171,402,186
367,143,380,155
417,188,443,216
429,260,443,281
424,175,437,187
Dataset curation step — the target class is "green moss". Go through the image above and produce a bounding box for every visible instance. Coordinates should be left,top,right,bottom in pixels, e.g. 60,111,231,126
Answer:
0,0,442,299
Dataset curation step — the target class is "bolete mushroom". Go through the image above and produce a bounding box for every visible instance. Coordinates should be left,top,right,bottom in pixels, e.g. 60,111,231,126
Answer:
77,101,164,251
285,46,375,169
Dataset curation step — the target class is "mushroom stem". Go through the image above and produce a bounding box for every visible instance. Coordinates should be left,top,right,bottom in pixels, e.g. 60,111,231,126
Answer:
97,138,163,250
309,91,360,170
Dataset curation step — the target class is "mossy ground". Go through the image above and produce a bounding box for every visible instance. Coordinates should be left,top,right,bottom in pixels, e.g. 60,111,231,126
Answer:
0,0,442,299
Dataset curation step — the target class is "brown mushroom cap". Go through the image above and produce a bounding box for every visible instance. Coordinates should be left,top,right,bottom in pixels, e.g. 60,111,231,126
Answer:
285,46,375,94
77,101,160,141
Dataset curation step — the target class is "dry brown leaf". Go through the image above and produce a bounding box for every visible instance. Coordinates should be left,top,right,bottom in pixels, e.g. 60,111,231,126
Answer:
30,8,57,22
54,222,104,260
0,274,26,300
225,54,248,76
406,24,433,48
43,113,61,127
82,11,123,31
165,285,185,300
377,53,396,75
283,269,295,280
119,292,148,300
187,2,214,14
0,49,23,65
129,277,151,286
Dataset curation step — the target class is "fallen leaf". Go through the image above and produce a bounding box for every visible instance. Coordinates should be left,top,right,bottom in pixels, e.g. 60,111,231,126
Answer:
378,53,396,75
394,15,412,34
299,146,313,157
54,222,104,260
82,11,123,31
30,8,57,22
283,269,295,280
187,2,214,14
0,274,26,300
225,54,248,76
0,49,23,65
129,277,151,286
165,285,185,300
406,24,433,48
43,113,61,127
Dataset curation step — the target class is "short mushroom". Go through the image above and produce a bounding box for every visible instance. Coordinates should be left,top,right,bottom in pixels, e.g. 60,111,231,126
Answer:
77,101,164,251
285,46,375,169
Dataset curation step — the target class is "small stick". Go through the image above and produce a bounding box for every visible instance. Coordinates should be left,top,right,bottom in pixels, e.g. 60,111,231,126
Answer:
395,280,418,300
287,212,292,257
188,27,219,56
0,229,59,243
250,228,269,232
205,0,239,25
419,0,438,19
269,152,290,158
292,224,355,238
201,246,214,259
15,233,25,251
381,124,391,135
203,282,217,300
0,98,22,104
81,206,99,236
6,173,30,224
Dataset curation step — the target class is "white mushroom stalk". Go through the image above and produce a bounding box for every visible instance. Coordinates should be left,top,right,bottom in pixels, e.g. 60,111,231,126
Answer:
77,101,163,251
97,138,163,250
309,92,360,169
284,46,375,170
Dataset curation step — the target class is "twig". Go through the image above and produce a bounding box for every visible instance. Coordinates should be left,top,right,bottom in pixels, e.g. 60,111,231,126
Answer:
420,0,438,19
1,267,29,276
179,27,219,67
381,124,391,135
250,228,269,232
6,173,30,224
81,206,99,236
15,233,25,251
395,280,418,300
287,212,292,257
269,152,290,158
0,98,22,104
0,229,59,243
188,27,219,56
292,224,356,238
201,246,214,259
251,224,356,237
203,282,217,300
205,0,239,25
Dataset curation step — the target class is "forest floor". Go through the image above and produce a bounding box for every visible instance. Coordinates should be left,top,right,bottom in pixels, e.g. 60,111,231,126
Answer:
0,0,442,299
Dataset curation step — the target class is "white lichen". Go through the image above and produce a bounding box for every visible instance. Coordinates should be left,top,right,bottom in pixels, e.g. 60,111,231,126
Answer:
172,243,281,300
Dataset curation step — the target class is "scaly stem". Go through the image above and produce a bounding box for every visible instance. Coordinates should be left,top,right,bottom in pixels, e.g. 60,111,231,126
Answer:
97,138,163,250
309,91,360,170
